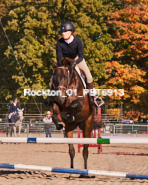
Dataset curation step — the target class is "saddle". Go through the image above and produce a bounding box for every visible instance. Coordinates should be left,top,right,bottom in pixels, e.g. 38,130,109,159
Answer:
9,113,17,123
74,65,104,108
74,65,86,89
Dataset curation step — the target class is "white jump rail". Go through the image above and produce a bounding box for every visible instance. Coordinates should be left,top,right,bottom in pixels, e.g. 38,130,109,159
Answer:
1,136,148,144
0,163,148,179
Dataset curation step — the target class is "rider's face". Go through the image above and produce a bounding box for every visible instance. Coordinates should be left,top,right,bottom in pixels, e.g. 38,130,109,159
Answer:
62,31,72,40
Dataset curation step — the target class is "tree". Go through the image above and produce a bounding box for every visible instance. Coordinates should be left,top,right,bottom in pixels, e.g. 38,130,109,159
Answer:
108,0,148,67
1,0,114,102
103,61,148,116
105,0,148,117
0,0,12,102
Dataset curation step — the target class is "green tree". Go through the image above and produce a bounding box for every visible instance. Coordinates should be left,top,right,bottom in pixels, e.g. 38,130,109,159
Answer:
0,0,12,102
1,0,114,102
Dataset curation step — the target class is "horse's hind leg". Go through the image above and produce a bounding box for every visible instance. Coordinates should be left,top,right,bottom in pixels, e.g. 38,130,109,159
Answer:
67,100,84,122
13,126,16,137
80,115,94,169
10,126,13,137
6,126,8,137
18,126,21,137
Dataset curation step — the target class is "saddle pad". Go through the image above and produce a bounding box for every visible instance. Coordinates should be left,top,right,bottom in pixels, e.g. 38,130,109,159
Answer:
75,65,86,89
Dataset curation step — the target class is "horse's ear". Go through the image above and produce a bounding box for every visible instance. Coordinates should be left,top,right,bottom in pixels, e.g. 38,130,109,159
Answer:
52,59,58,68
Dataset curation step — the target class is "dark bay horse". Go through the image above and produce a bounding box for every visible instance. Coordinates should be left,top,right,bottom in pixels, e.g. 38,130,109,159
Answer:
51,58,100,170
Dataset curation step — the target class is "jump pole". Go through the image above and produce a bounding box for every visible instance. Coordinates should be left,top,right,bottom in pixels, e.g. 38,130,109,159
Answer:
1,137,148,144
0,163,148,179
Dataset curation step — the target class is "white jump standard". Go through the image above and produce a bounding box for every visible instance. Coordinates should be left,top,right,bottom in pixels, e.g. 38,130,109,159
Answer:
1,137,148,144
0,163,148,180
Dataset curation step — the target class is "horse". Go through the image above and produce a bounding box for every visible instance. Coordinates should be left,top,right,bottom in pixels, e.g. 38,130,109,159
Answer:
5,108,24,137
51,58,103,171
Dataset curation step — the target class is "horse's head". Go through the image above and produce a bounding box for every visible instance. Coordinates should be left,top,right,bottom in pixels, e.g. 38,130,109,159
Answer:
17,108,24,122
52,58,75,105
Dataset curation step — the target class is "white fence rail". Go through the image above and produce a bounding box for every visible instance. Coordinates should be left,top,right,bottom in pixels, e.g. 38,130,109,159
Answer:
101,124,148,136
0,123,148,137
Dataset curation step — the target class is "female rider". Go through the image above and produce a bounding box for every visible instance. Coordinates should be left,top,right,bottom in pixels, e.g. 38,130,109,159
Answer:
56,21,96,107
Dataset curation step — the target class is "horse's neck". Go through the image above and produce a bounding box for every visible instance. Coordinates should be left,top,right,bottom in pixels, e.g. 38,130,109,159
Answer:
15,113,22,122
72,69,84,95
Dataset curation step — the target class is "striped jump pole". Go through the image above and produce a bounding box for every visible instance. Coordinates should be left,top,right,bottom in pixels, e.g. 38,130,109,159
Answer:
1,137,148,144
0,163,148,179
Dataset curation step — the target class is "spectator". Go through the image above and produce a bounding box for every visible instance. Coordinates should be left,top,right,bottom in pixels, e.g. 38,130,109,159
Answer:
9,98,20,119
43,111,53,137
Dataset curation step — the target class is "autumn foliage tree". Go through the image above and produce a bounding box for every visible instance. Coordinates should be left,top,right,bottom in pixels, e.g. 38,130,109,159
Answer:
105,0,148,117
108,0,148,66
103,61,146,110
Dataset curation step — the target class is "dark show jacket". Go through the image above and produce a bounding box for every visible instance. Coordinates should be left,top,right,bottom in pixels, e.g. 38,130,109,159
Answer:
56,37,84,65
10,103,20,113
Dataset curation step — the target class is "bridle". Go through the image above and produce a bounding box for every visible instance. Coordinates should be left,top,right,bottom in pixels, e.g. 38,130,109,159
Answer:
52,66,70,90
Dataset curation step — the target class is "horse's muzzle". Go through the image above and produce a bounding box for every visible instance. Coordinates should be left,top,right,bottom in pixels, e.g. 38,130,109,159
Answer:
54,88,66,105
55,96,65,105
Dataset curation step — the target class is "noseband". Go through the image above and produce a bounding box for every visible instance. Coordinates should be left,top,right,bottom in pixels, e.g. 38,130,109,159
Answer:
53,66,70,90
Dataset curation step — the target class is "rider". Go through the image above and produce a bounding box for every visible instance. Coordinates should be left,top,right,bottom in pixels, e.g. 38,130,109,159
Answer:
56,21,96,107
9,98,20,119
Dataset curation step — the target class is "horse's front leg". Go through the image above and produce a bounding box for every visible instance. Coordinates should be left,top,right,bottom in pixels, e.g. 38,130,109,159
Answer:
83,144,89,169
13,126,16,137
52,103,63,130
80,115,94,169
18,125,22,137
67,99,84,122
69,143,75,168
65,130,75,168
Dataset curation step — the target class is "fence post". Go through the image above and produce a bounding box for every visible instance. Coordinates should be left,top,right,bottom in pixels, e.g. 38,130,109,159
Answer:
132,125,133,134
113,124,115,136
39,123,41,136
27,123,29,138
115,124,117,134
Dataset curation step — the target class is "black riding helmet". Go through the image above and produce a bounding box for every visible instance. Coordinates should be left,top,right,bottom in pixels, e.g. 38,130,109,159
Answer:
59,21,75,32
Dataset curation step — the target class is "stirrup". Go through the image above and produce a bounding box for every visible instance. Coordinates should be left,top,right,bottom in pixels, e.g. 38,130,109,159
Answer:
94,96,104,107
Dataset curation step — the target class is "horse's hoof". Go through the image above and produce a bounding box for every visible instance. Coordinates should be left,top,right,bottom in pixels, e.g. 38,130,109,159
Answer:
56,124,63,130
67,174,76,180
67,115,75,122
